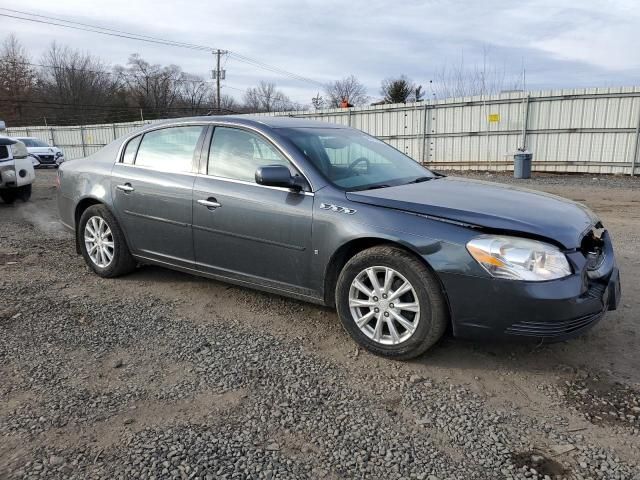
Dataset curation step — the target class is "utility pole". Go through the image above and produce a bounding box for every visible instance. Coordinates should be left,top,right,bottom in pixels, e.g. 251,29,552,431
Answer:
213,49,227,113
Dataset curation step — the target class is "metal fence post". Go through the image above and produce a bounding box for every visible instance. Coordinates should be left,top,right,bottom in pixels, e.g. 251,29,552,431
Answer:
421,102,428,163
521,94,531,150
631,103,640,176
347,108,352,127
112,124,117,141
80,126,87,157
50,128,55,147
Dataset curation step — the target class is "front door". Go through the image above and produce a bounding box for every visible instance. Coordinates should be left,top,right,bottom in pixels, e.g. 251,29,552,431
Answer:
111,125,206,268
192,126,315,294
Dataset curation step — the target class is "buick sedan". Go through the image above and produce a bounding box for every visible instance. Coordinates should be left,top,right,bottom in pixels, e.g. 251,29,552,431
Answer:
57,117,621,359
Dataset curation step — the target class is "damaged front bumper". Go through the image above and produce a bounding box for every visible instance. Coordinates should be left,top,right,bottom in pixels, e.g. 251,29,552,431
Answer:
442,230,621,342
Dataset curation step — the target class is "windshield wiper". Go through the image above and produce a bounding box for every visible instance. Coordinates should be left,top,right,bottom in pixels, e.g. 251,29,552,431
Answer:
407,176,434,184
364,184,392,190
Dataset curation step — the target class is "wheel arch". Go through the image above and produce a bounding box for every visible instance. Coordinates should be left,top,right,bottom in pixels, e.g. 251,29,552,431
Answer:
323,236,451,319
74,197,131,256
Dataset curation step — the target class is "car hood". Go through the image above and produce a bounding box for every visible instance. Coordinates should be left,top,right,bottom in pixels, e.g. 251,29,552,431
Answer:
346,177,598,248
27,147,61,155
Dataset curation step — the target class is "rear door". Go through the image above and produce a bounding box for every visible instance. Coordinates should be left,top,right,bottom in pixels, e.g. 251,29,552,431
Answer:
111,124,206,268
192,126,316,294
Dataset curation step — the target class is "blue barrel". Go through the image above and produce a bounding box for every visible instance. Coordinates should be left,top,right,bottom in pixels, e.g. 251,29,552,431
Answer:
514,152,533,179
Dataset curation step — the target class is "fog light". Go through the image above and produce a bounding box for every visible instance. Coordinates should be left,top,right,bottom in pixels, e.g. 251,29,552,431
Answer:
19,169,27,178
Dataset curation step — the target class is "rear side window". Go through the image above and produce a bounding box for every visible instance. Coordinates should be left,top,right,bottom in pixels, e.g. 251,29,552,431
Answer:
135,126,204,173
208,127,292,182
122,135,141,164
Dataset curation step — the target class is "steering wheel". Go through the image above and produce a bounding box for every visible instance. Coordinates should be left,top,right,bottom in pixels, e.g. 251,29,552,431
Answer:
348,157,370,173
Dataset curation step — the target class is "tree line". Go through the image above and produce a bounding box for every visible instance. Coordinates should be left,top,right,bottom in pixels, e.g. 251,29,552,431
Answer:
0,34,520,127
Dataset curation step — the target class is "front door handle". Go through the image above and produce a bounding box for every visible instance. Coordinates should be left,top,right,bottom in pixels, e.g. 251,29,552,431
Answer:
197,198,221,209
116,183,134,193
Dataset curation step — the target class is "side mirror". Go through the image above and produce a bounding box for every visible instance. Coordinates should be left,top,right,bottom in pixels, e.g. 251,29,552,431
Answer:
255,165,305,192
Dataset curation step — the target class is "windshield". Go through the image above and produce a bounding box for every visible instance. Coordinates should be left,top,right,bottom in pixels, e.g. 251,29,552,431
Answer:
279,127,434,190
18,138,49,148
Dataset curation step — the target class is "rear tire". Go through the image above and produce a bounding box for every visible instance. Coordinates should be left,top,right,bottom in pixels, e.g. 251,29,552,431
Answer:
0,189,17,204
336,246,448,360
78,204,136,278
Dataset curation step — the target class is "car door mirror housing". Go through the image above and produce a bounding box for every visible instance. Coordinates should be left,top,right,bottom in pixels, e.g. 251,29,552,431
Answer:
255,165,305,191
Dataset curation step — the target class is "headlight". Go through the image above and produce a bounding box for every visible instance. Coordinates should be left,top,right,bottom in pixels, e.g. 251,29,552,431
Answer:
10,142,28,159
466,235,572,281
55,151,63,158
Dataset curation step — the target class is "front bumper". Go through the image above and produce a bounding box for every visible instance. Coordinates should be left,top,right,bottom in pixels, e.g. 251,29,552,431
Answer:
0,158,36,188
441,232,621,342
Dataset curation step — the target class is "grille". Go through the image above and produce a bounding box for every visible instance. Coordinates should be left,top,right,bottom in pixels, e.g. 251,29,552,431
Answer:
0,145,8,159
506,312,602,337
38,155,55,163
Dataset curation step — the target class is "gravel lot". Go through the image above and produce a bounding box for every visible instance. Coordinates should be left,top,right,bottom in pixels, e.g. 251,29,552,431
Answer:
1,169,639,480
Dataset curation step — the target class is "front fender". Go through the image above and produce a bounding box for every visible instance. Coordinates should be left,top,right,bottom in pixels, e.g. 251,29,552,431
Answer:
311,191,490,299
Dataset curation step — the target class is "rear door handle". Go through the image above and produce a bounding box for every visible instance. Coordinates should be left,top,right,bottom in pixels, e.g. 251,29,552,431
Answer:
197,198,221,209
116,183,134,192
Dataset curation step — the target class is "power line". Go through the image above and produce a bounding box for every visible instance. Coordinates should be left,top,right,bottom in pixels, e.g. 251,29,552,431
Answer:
0,97,232,113
0,7,218,52
0,61,311,106
0,8,325,87
2,59,215,85
228,53,324,87
0,12,214,52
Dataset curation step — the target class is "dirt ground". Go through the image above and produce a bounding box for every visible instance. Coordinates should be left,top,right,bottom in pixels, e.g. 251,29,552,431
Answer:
1,169,639,479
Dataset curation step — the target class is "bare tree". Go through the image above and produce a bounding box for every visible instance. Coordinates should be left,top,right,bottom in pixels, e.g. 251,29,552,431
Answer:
325,75,368,107
0,34,38,125
432,51,523,99
380,75,423,104
179,73,210,114
311,92,325,110
215,93,239,113
243,81,294,112
116,54,187,118
38,42,121,124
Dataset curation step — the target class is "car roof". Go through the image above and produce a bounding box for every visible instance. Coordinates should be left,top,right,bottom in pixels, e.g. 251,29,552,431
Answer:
151,115,346,130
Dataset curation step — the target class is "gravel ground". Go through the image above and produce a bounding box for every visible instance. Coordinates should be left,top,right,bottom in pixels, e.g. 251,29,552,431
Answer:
1,170,639,479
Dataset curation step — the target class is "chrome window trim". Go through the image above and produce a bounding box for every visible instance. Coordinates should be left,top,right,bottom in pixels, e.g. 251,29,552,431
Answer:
113,162,198,177
114,120,315,192
195,173,314,197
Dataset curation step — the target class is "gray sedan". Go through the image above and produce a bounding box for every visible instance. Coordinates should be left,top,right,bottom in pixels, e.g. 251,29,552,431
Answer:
57,116,620,359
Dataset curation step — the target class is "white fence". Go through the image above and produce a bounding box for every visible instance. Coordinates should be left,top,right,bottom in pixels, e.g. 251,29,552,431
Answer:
7,86,640,175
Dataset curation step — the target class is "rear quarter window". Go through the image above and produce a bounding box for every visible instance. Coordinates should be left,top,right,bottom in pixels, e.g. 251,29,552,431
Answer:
121,135,141,164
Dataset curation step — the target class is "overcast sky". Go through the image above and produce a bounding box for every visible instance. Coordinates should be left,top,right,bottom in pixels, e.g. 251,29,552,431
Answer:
3,0,639,105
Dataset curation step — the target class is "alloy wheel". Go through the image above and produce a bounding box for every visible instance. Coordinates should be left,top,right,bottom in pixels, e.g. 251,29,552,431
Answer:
348,266,421,345
84,215,115,268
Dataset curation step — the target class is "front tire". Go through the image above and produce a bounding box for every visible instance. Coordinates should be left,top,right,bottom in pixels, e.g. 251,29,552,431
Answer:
0,189,17,204
78,205,136,278
336,246,448,360
17,184,31,202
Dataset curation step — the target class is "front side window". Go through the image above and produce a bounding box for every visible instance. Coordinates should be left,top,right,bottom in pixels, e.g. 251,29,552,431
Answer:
208,127,292,183
279,127,433,190
134,126,204,173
